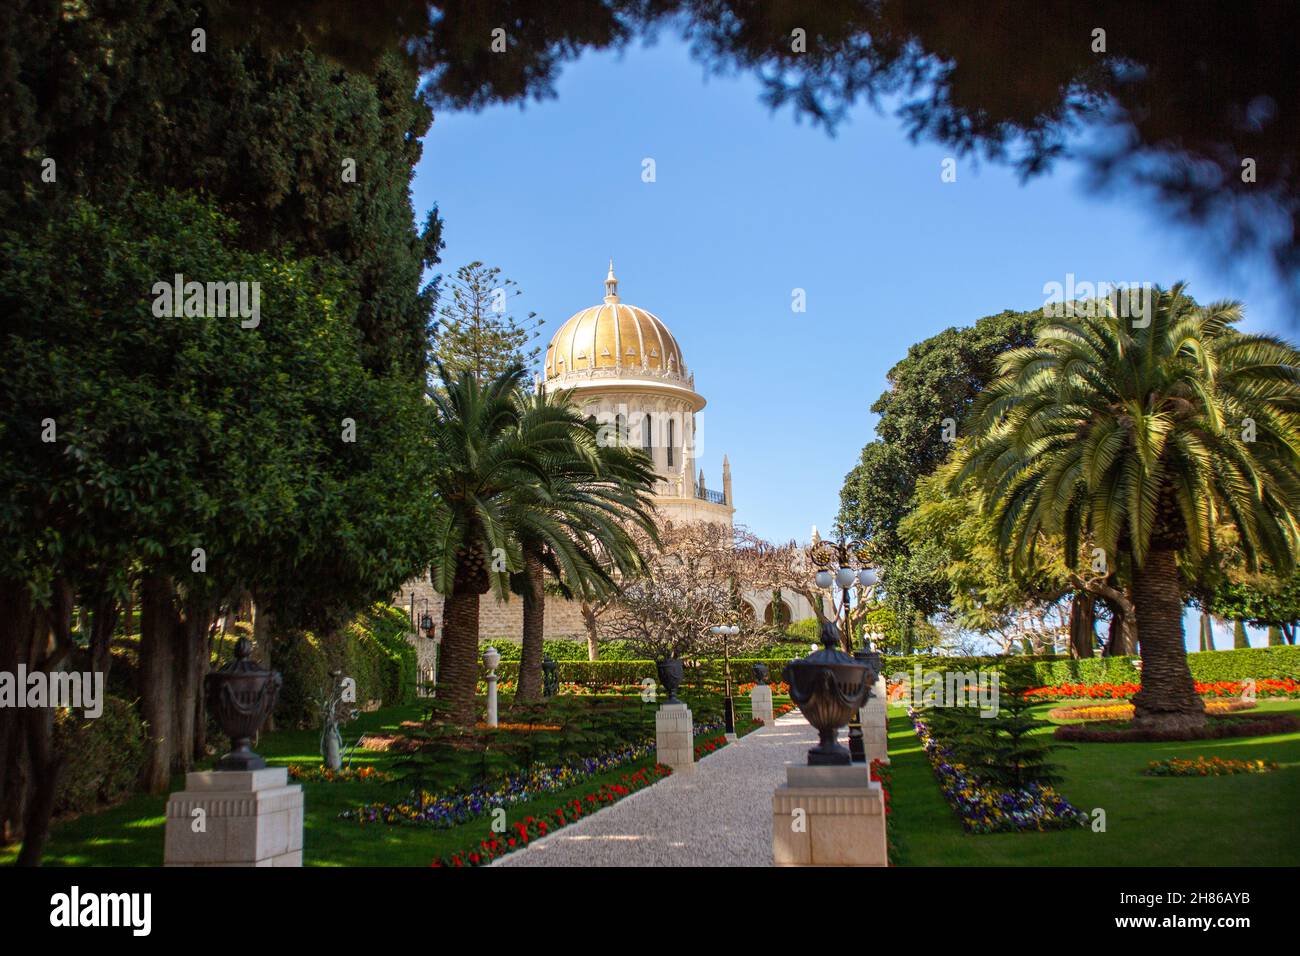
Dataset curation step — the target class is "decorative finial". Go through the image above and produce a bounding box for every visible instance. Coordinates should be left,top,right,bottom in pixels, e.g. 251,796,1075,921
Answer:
604,259,619,303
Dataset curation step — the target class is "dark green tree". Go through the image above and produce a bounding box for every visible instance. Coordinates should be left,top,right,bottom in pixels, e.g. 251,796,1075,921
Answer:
430,262,543,386
1,192,436,861
1203,573,1300,646
839,308,1043,642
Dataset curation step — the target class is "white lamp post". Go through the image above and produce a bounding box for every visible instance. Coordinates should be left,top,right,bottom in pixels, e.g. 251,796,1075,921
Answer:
482,645,501,728
709,624,741,737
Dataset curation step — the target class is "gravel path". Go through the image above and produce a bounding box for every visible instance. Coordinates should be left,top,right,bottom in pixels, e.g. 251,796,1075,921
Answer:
494,711,817,867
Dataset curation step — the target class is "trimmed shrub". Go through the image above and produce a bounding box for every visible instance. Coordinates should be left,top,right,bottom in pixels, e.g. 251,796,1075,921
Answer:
272,629,331,728
53,695,147,815
361,603,419,706
273,604,418,727
780,618,821,644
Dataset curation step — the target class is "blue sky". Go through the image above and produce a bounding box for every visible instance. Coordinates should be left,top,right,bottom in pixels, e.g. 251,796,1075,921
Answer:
411,36,1291,650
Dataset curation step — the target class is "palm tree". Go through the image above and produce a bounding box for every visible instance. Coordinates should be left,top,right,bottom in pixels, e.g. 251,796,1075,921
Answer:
427,366,658,723
427,365,551,725
509,387,658,703
956,284,1300,733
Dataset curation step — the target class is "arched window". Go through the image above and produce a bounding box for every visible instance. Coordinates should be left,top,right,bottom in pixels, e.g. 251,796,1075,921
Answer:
667,418,675,467
764,600,793,627
642,414,653,454
614,413,625,447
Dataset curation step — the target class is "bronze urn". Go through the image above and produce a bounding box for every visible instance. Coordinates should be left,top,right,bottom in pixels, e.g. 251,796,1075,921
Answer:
205,637,283,771
783,620,871,765
656,657,684,704
542,655,560,697
854,639,883,699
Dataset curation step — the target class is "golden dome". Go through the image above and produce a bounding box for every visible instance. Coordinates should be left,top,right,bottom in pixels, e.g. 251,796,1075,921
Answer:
544,263,687,383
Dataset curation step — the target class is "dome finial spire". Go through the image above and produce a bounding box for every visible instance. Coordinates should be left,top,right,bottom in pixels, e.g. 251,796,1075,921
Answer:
604,258,619,303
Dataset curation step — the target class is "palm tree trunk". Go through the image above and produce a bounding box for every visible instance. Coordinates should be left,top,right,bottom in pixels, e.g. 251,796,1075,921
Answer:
515,546,545,704
440,587,483,726
1130,547,1206,732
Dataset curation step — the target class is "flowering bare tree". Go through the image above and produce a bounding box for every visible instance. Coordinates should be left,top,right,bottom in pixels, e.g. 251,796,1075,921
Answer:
739,537,830,627
603,519,769,660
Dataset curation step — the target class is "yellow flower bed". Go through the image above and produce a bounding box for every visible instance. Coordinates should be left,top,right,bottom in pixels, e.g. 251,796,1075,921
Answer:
1048,699,1256,721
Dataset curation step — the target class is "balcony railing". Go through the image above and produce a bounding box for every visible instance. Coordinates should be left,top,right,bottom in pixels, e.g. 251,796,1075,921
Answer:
695,485,726,505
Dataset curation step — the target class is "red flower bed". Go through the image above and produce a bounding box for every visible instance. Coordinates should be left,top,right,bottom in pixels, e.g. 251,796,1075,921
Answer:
870,759,891,817
1026,682,1141,700
1026,678,1300,701
694,734,728,759
431,764,672,867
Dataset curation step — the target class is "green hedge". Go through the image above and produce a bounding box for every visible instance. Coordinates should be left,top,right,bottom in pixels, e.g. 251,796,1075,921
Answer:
53,695,147,815
478,638,647,661
882,647,1300,684
486,646,1300,690
274,604,418,727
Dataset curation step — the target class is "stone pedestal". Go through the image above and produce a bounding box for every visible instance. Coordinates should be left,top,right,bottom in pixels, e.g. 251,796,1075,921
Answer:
772,764,887,867
861,675,890,764
750,684,774,726
164,768,304,867
655,702,695,773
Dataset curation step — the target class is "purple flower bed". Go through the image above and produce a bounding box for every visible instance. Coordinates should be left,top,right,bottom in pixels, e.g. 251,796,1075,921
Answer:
909,708,1088,834
340,719,727,829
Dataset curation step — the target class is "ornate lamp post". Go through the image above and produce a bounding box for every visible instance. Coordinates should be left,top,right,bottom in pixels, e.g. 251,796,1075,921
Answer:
708,624,741,736
852,638,885,762
482,645,501,727
810,529,879,762
417,600,439,697
810,531,877,648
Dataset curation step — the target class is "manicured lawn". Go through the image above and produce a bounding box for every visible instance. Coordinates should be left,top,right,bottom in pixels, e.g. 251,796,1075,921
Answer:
3,698,752,867
887,699,1300,866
